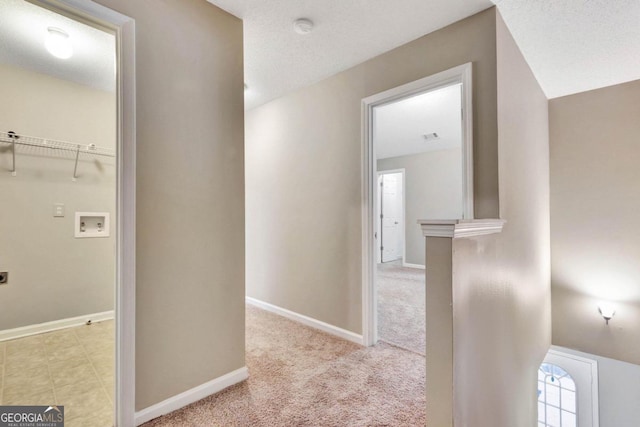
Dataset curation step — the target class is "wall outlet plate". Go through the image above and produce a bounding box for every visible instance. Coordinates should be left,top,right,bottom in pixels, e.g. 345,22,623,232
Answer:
0,271,8,284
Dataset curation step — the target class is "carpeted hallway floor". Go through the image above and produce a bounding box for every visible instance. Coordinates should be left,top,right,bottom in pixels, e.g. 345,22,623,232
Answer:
377,261,426,355
144,305,426,426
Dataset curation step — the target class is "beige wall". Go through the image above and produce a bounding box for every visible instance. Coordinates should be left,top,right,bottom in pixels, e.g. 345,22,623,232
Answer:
449,13,551,426
550,79,640,365
0,63,116,330
378,148,463,266
93,0,245,410
246,8,498,334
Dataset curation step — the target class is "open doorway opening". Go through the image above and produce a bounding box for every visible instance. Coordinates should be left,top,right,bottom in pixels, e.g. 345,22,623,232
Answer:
362,63,473,349
0,0,135,424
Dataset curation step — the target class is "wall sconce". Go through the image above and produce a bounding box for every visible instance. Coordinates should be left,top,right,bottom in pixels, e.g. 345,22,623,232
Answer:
598,303,616,325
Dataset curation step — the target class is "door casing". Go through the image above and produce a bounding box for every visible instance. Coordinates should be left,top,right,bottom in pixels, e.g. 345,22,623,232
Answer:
361,63,474,347
30,1,137,425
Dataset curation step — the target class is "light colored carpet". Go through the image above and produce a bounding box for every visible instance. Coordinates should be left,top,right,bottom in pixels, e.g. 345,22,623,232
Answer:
377,261,426,355
144,305,426,426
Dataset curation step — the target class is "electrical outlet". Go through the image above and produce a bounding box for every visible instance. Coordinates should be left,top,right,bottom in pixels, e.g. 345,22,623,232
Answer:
0,271,8,284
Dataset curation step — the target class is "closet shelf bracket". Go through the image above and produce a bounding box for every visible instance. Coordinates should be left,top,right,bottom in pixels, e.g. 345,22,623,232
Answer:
9,131,18,176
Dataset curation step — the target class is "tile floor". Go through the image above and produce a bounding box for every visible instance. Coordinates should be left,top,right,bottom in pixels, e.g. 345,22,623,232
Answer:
0,320,114,427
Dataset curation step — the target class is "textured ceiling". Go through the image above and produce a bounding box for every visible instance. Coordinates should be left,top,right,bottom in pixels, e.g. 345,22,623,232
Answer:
209,0,492,109
211,0,640,109
5,0,636,105
495,0,640,99
0,0,116,92
375,84,462,160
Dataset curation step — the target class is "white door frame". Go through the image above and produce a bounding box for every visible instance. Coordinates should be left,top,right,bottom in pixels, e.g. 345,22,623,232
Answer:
33,1,137,425
361,63,473,347
377,169,405,265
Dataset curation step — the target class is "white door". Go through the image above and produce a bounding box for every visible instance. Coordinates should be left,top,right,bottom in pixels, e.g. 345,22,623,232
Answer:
538,348,599,427
379,172,403,263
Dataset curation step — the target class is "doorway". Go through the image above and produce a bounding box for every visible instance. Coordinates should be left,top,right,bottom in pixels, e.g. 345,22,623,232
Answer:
361,63,474,348
0,0,135,425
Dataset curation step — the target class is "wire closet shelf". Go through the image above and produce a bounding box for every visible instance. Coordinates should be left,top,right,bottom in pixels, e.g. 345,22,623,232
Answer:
0,130,116,180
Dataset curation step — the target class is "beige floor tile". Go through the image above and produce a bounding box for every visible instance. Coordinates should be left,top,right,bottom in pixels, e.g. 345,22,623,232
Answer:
56,379,113,421
6,343,44,359
45,344,89,365
5,351,48,374
90,355,114,379
101,378,115,403
2,385,55,406
84,341,115,359
42,329,80,349
6,335,43,353
1,324,114,418
3,364,51,390
49,358,98,389
76,329,111,342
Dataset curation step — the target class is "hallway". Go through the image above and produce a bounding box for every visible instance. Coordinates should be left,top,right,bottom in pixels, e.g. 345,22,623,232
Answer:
145,305,425,426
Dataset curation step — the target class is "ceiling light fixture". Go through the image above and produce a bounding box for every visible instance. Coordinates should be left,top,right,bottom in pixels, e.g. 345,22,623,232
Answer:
598,303,616,325
293,18,314,35
45,27,73,59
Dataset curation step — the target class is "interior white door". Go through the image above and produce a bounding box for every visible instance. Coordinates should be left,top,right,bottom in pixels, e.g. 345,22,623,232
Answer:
380,172,403,262
538,349,599,427
377,174,383,264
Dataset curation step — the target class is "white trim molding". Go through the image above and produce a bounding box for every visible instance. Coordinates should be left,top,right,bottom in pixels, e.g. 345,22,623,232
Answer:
419,219,505,239
134,367,249,426
402,262,426,270
361,63,474,347
246,297,364,345
0,311,114,342
546,347,600,427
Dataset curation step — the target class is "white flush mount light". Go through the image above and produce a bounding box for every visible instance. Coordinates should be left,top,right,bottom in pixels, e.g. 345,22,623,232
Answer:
598,303,616,325
293,18,314,35
45,27,73,59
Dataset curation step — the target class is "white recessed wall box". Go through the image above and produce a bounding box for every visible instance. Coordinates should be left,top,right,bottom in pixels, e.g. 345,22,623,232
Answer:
75,212,110,238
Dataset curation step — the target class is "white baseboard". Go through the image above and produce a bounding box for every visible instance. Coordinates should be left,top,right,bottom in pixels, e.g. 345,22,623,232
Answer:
246,297,363,345
0,310,115,342
135,366,249,426
403,262,426,270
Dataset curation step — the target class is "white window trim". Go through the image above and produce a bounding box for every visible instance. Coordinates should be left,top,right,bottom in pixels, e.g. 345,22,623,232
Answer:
545,347,600,427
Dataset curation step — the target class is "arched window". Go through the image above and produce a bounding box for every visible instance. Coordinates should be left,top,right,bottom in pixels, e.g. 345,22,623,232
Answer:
538,363,577,427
